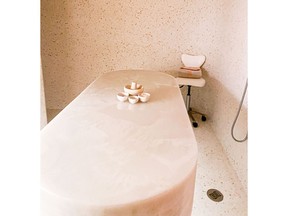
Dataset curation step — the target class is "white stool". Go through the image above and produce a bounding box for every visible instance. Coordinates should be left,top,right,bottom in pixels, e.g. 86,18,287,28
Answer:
176,54,207,128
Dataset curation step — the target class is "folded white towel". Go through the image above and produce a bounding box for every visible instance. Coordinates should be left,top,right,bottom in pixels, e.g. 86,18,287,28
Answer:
178,68,202,79
180,66,201,71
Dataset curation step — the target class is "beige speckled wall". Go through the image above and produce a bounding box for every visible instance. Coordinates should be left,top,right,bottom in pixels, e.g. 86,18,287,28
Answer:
41,0,247,191
41,0,225,109
191,0,247,191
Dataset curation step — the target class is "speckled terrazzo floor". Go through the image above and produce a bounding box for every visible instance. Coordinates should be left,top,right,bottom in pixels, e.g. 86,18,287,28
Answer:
46,109,247,216
191,116,247,216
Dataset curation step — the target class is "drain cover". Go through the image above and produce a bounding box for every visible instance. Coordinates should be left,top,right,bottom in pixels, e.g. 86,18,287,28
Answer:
207,189,224,202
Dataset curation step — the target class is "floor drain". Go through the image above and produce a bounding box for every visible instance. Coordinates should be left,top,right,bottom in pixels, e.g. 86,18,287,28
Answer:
207,189,224,202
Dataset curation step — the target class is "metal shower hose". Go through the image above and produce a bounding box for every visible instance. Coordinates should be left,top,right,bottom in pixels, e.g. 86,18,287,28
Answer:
231,79,248,142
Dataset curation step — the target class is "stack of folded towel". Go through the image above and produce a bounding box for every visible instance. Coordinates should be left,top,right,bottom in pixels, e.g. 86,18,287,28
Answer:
178,66,202,79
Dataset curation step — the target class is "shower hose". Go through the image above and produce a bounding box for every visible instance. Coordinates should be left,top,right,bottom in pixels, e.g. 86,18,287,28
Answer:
231,79,248,142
